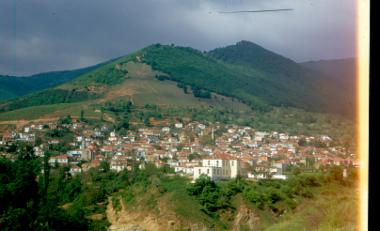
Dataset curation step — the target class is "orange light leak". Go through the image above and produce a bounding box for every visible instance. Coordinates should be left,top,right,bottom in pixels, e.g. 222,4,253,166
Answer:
356,0,369,230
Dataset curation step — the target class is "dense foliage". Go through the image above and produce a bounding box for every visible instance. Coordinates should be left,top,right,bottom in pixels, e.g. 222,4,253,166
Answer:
188,167,357,218
0,145,88,230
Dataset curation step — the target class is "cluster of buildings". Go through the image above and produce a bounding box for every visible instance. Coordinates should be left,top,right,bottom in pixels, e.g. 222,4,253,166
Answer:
0,119,357,180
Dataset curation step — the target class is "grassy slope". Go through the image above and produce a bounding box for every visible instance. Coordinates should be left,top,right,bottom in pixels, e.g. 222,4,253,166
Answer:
265,183,357,231
104,62,250,110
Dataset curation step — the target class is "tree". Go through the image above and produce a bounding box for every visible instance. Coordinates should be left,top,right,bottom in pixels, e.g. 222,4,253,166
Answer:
80,109,85,121
298,138,307,146
188,152,201,161
100,110,104,121
99,161,110,172
117,117,130,130
58,115,72,125
144,118,152,127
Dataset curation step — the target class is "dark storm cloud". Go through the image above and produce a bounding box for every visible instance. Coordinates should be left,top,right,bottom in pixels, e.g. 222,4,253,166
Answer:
0,0,356,76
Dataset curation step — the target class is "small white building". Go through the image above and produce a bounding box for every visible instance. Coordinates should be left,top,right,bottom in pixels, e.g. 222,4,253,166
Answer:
162,127,170,133
49,155,69,166
272,174,288,180
197,124,206,130
175,123,183,129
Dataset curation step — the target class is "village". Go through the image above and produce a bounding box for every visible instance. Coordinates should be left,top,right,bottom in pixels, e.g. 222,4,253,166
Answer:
0,118,358,181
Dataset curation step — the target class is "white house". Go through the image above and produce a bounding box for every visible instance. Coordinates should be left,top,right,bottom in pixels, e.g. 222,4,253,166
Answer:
193,157,240,181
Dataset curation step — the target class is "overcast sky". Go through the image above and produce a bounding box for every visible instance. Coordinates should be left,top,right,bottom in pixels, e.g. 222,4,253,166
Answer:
0,0,356,76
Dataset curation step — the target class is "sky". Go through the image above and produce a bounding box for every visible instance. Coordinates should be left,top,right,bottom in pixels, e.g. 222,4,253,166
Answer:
0,0,356,76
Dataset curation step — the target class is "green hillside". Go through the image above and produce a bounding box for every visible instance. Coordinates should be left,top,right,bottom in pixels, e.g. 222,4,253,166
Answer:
0,41,354,118
208,41,353,117
140,42,354,115
0,59,251,121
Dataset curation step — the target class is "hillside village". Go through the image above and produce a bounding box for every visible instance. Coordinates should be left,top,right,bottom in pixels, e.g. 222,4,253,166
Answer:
0,117,357,181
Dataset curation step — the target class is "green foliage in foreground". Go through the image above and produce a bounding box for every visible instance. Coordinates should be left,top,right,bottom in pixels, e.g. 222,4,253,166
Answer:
0,144,357,230
187,168,356,219
0,147,88,230
0,143,179,231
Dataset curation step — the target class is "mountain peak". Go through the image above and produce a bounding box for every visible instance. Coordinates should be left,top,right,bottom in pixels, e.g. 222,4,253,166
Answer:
209,40,300,76
236,40,261,47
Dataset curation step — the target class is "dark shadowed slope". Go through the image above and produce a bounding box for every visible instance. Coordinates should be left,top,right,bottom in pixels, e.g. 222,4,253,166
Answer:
301,58,356,119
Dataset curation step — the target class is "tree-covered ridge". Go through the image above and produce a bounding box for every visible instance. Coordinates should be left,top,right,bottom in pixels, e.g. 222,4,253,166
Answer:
140,44,335,113
141,44,276,111
208,41,353,117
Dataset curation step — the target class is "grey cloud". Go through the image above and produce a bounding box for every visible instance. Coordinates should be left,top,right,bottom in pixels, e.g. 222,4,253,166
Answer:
0,0,356,76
